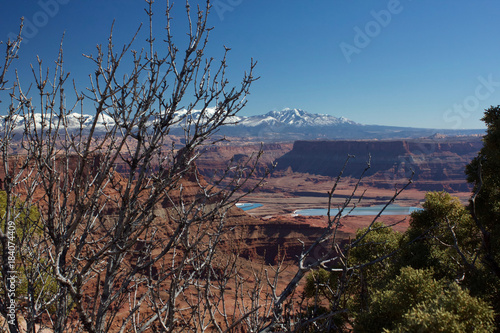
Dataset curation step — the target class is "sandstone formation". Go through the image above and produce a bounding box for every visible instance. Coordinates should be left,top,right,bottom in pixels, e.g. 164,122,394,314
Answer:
274,138,483,192
195,142,293,180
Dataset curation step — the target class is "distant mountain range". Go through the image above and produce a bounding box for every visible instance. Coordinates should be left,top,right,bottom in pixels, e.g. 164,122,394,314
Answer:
0,108,485,141
236,108,357,127
213,108,485,140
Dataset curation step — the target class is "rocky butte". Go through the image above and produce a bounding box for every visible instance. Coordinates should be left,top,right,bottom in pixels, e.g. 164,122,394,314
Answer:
274,138,483,192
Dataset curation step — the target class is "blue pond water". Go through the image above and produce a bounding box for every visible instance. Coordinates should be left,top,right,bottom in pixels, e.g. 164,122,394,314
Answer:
295,205,423,216
236,203,263,211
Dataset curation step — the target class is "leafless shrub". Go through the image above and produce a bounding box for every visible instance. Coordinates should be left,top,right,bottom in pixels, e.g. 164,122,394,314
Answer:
0,2,413,333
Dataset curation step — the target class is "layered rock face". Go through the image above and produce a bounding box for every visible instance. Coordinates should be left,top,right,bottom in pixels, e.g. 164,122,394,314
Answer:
274,138,483,191
195,143,293,179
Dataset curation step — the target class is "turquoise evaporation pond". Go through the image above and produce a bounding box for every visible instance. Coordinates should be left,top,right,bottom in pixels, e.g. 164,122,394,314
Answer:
294,205,423,216
236,203,263,211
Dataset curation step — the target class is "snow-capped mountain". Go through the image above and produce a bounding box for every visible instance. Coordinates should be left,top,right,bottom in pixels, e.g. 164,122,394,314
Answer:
0,108,353,132
0,113,117,132
0,108,484,140
168,107,355,128
171,107,241,126
238,108,357,127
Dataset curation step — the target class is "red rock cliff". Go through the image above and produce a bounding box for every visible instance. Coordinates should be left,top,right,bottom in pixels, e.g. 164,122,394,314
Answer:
274,138,483,191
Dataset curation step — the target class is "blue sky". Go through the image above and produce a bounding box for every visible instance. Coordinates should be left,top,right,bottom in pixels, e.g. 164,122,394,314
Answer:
1,0,500,129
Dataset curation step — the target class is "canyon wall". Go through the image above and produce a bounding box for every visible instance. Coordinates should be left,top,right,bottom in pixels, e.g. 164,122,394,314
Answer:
195,142,293,179
274,138,483,191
